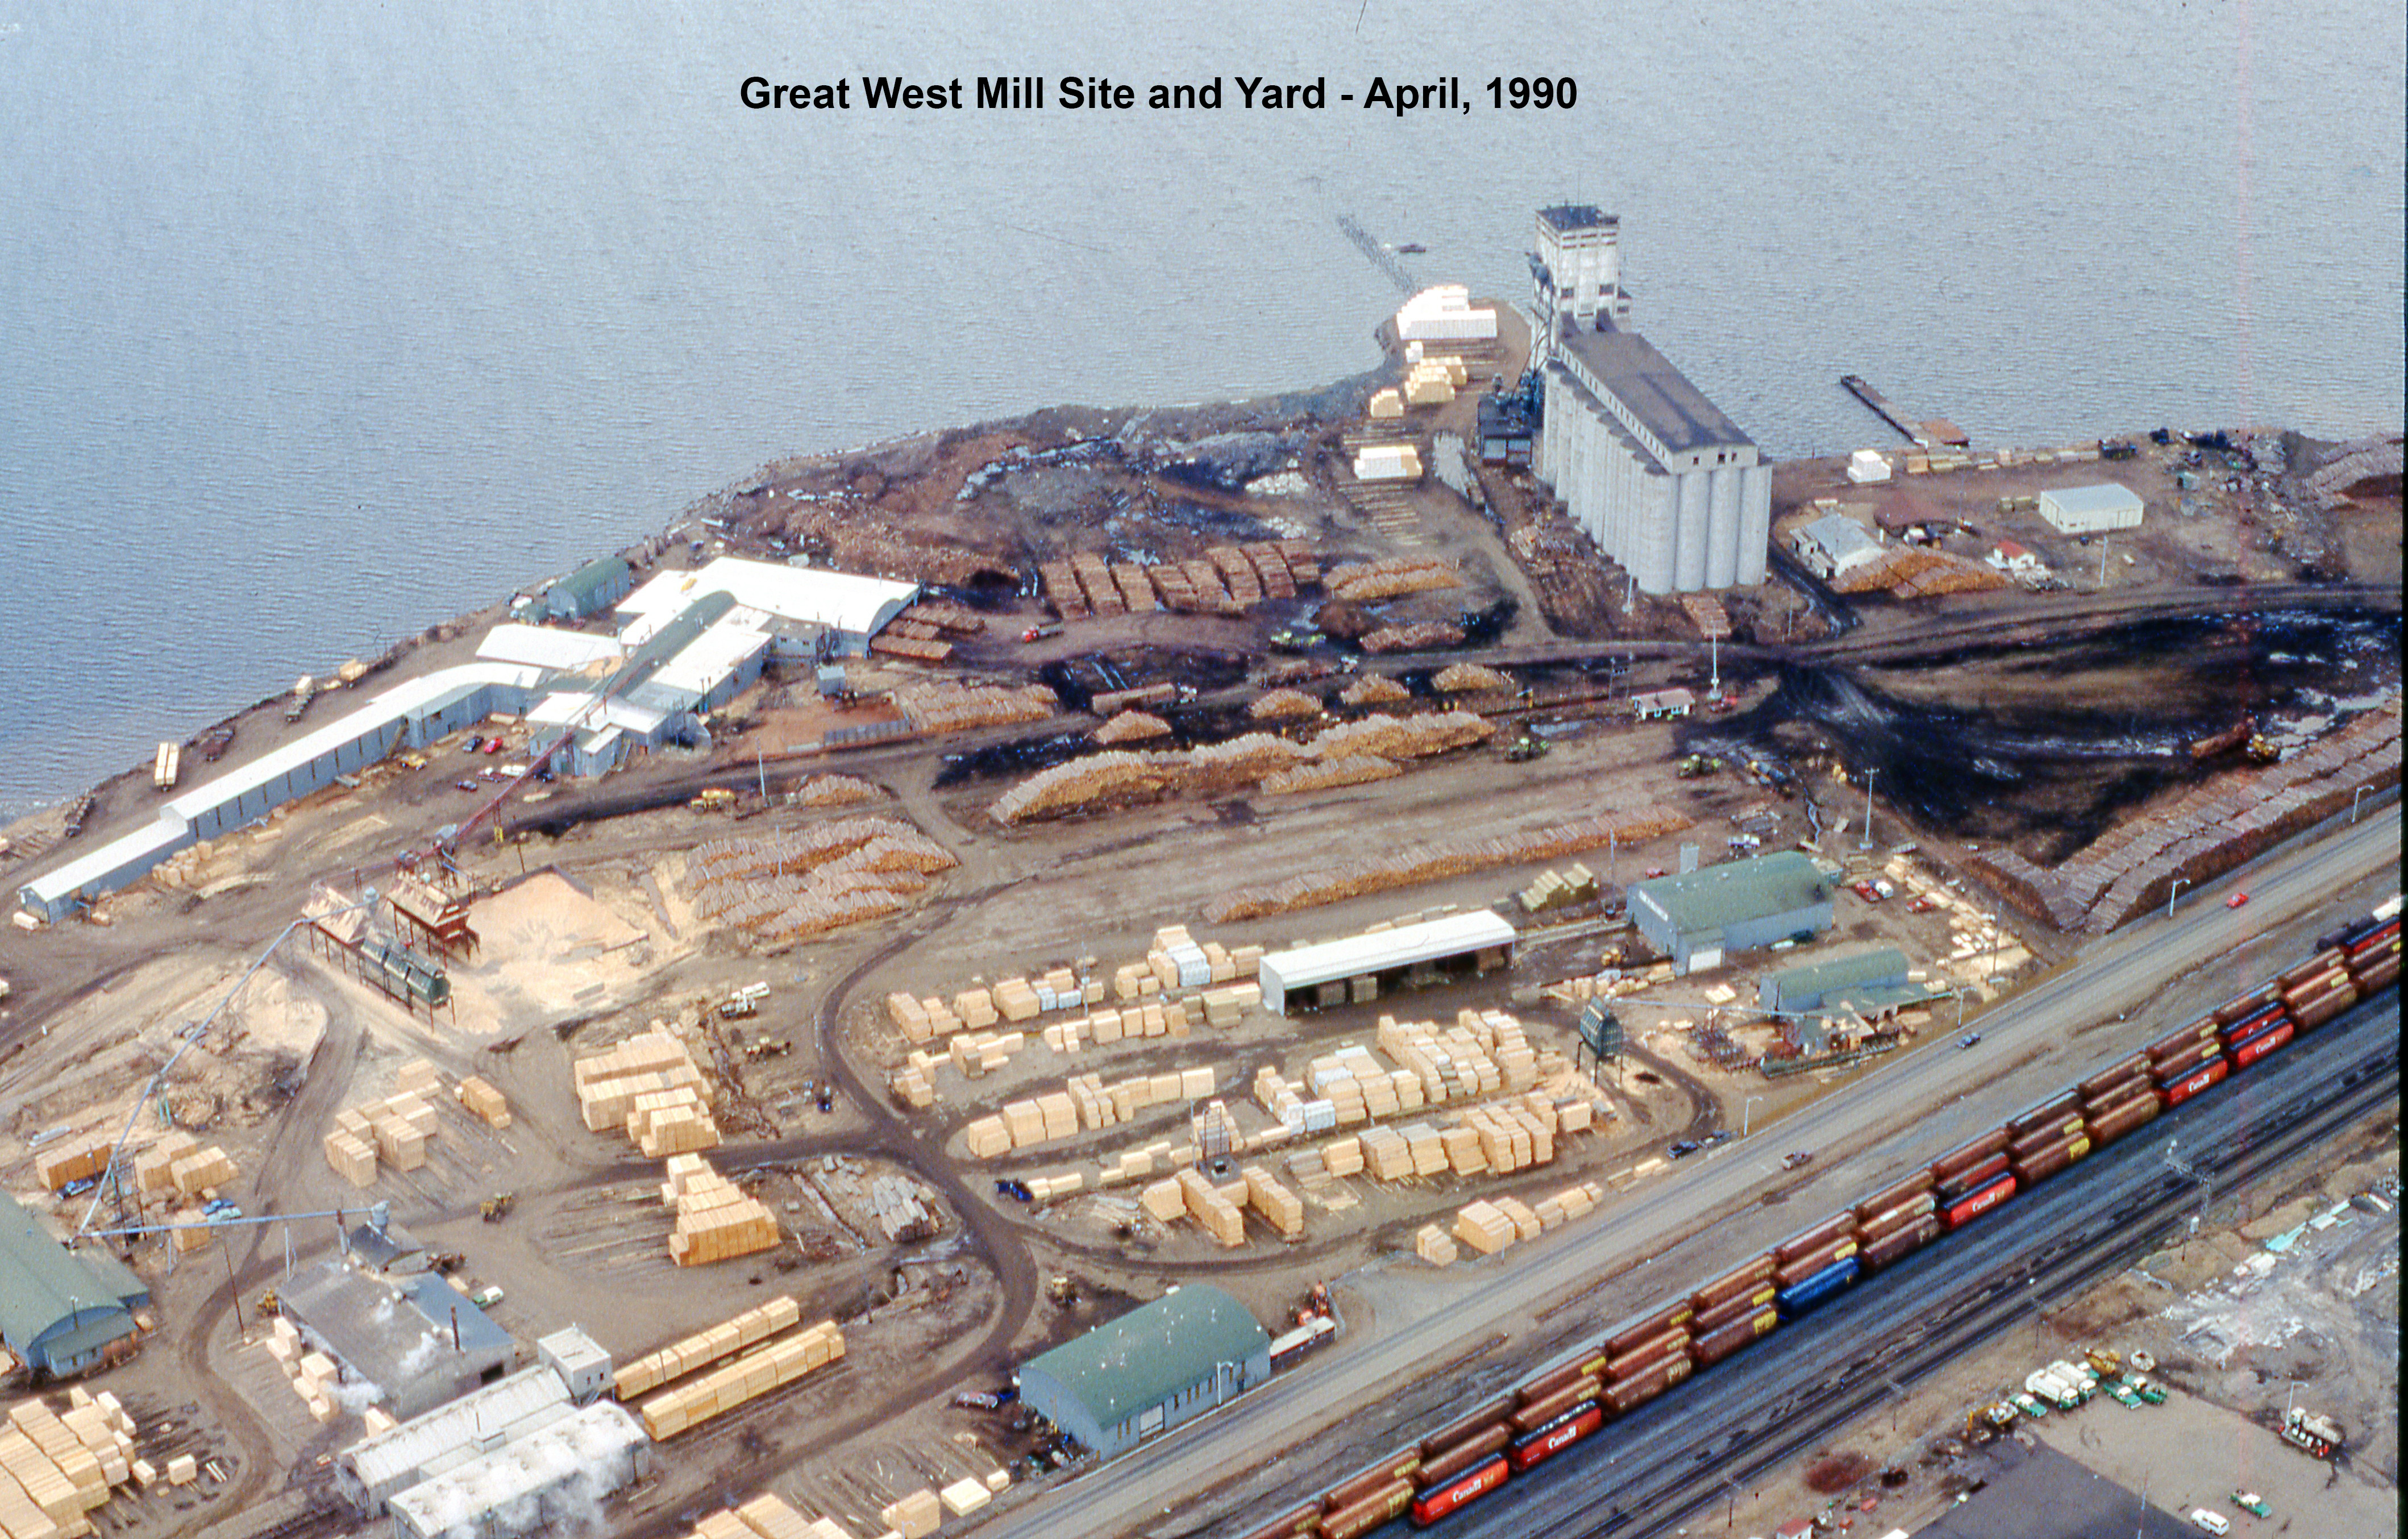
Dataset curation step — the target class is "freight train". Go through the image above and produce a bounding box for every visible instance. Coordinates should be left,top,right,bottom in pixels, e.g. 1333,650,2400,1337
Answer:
1242,897,2401,1539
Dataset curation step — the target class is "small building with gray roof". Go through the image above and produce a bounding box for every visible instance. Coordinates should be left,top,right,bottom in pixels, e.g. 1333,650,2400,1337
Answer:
1016,1284,1270,1458
1628,852,1835,974
0,1193,150,1380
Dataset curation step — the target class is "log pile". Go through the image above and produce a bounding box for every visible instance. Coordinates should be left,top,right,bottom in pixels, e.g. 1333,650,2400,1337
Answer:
1433,663,1513,694
1261,756,1401,796
1205,804,1691,921
888,681,1055,733
687,816,957,943
1093,710,1172,745
791,774,877,806
1341,673,1412,707
1325,557,1461,601
1308,711,1491,760
1249,688,1324,722
1359,621,1465,653
989,751,1180,824
1043,540,1315,619
1828,547,2008,597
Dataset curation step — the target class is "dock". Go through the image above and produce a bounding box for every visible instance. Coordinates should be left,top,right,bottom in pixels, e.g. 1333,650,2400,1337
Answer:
1841,376,1968,450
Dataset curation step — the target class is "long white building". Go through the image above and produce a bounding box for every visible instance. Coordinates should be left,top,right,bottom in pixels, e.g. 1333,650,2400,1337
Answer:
1529,205,1772,594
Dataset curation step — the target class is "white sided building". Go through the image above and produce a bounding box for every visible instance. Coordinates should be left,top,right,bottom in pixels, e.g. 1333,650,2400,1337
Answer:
2039,484,2143,535
615,557,919,657
1394,284,1498,343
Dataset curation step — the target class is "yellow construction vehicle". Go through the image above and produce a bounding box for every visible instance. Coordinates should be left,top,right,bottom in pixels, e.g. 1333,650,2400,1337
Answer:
689,788,738,813
479,1192,514,1222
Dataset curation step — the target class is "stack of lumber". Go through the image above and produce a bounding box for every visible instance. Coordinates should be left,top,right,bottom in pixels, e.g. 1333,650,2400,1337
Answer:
638,1321,844,1438
1172,1168,1246,1246
455,1076,510,1129
1677,593,1732,640
1249,689,1322,722
575,1031,718,1154
1432,663,1512,694
131,1133,198,1196
1358,621,1465,653
663,1157,780,1267
614,1295,802,1399
1093,710,1171,744
1242,1166,1304,1236
1519,863,1598,914
34,1141,109,1193
684,1492,856,1539
1206,805,1691,922
1324,558,1461,601
1453,1199,1517,1255
882,1488,946,1539
0,1391,142,1539
868,633,953,663
258,1315,338,1421
162,1143,236,1197
888,681,1056,734
899,600,987,635
1415,1224,1459,1266
325,1085,438,1184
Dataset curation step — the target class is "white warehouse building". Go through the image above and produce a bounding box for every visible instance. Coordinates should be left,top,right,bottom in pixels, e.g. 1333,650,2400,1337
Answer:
1529,205,1773,594
2038,483,2144,535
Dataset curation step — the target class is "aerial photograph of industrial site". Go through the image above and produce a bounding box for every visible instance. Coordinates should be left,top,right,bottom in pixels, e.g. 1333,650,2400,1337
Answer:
0,6,2399,1539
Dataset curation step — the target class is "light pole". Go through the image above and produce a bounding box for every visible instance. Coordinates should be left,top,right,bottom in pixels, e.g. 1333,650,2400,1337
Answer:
2166,878,2188,919
1741,1095,1765,1138
1859,768,1877,852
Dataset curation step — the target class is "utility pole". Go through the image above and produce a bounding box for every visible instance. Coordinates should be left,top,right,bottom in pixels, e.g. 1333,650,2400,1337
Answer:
1859,768,1877,852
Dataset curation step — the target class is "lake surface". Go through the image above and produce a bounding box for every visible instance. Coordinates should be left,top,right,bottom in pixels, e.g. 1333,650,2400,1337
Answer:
2,0,2399,813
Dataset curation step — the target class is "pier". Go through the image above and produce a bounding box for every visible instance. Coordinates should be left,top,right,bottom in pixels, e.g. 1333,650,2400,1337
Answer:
1841,375,1968,450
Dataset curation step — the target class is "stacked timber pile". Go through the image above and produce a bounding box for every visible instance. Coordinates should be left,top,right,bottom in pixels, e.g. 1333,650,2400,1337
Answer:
988,751,1178,824
1093,710,1171,745
455,1076,510,1128
1249,688,1323,723
1138,1168,1248,1246
1678,594,1732,640
791,774,877,806
960,1066,1216,1158
1433,663,1512,694
575,1030,719,1155
1325,557,1461,601
663,1154,780,1267
1341,673,1412,707
1519,862,1599,914
1359,621,1466,653
1207,804,1690,922
323,1068,442,1188
614,1296,802,1399
686,815,957,943
1973,702,2401,934
124,1132,235,1205
683,1493,857,1539
33,1139,111,1193
0,1391,145,1539
637,1320,843,1437
259,1316,350,1424
868,622,953,663
1452,1182,1603,1257
1261,757,1401,795
1312,711,1490,760
899,600,987,635
1043,541,1314,619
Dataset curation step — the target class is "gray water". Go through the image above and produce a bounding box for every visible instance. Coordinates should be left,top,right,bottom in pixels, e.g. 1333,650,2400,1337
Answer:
2,0,2400,815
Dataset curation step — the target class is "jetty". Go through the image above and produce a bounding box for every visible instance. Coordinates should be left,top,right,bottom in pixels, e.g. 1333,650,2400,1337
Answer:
1841,375,1968,450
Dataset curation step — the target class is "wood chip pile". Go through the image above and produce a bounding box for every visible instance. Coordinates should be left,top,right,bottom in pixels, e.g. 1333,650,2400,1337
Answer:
687,816,958,943
888,681,1055,733
1325,557,1461,601
1973,702,2402,934
1341,673,1412,706
1093,710,1171,744
1248,688,1324,722
1359,621,1465,653
1205,803,1692,921
1432,663,1513,694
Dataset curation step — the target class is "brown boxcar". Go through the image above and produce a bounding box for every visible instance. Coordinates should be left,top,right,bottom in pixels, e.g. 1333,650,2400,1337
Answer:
1417,1397,1514,1461
1320,1481,1413,1539
1774,1237,1859,1288
1323,1455,1421,1513
1600,1354,1692,1413
1935,1150,2010,1203
1691,1283,1779,1336
1774,1212,1857,1265
1857,1215,1941,1271
2086,1093,2161,1146
1930,1130,2011,1180
1605,1325,1690,1379
1603,1301,1695,1357
1415,1425,1511,1488
2080,1053,2150,1100
1852,1169,1936,1222
1238,1502,1323,1539
2008,1118,2085,1160
2008,1092,2083,1137
1690,1308,1779,1367
1688,1255,1778,1312
1508,1379,1600,1436
1516,1354,1607,1406
1854,1190,1937,1239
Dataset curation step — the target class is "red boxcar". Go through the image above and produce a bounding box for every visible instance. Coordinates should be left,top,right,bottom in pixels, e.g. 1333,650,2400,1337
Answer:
1410,1454,1508,1527
2227,1020,2294,1070
1507,1403,1604,1472
2158,1058,2228,1106
1943,1173,2017,1229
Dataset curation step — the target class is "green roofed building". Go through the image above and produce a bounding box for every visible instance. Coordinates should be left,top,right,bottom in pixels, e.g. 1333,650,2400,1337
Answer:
1628,851,1835,974
0,1193,150,1380
1760,946,1911,1016
1016,1284,1270,1458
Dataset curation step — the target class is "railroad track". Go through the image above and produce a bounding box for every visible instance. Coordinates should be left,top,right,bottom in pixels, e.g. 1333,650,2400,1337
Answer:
1440,999,2401,1537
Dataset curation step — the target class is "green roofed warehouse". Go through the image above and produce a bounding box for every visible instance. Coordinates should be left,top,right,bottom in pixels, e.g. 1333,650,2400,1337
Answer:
1016,1284,1270,1458
1627,851,1836,974
1,1193,151,1380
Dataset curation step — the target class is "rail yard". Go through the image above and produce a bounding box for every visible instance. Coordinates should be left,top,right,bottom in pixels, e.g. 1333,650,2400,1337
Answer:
0,266,2398,1539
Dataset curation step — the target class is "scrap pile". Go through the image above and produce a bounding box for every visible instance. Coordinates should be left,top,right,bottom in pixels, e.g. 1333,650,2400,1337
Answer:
322,1060,446,1187
1973,702,2401,934
1206,804,1691,922
889,681,1057,733
687,815,958,943
1325,557,1461,602
662,1154,781,1267
1041,541,1313,620
0,1391,145,1539
575,1030,720,1157
1358,621,1466,654
1093,710,1172,745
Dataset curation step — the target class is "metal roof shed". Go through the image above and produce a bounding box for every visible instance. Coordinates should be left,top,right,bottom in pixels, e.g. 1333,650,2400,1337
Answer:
2038,484,2143,534
1760,946,1910,1015
0,1195,149,1380
1629,852,1834,974
1257,910,1517,1014
1017,1285,1271,1459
